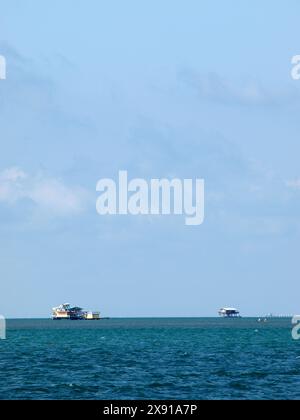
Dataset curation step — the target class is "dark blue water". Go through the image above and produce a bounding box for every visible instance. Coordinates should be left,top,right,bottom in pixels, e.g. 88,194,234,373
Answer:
1,318,300,400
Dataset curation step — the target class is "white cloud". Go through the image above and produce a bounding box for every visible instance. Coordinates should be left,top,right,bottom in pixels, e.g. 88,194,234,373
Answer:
0,167,27,182
178,70,298,107
0,167,87,216
286,179,300,189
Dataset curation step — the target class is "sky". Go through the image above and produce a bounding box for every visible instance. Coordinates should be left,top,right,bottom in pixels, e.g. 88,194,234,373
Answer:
0,1,300,318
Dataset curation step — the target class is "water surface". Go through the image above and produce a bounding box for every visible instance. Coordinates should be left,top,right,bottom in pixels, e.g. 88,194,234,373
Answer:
0,318,299,400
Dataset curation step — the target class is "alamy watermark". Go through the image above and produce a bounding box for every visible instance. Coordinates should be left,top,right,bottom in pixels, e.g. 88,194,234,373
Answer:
0,55,6,80
0,316,6,340
291,55,300,80
292,315,300,340
96,171,205,226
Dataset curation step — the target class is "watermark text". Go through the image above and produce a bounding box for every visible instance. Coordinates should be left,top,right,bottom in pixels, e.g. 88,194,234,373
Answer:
0,55,6,80
0,316,6,340
292,315,300,340
96,171,205,226
291,55,300,80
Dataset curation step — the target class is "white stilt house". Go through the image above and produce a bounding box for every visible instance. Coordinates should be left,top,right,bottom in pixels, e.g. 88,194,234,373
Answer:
219,308,240,318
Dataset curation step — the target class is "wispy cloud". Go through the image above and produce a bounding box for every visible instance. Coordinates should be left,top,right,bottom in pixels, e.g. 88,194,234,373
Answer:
286,179,300,189
0,167,88,216
178,70,299,107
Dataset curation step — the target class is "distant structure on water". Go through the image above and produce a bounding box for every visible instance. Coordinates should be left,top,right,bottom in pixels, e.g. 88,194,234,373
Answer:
52,303,101,321
218,307,241,318
260,313,293,320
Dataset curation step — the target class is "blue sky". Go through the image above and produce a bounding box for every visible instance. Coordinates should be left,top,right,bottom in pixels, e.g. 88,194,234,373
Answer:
1,1,300,317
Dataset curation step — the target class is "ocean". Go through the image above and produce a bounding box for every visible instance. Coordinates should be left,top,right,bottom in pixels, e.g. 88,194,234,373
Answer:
1,318,299,400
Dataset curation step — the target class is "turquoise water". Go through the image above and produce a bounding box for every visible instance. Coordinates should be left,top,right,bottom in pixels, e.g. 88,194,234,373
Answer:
1,318,300,400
